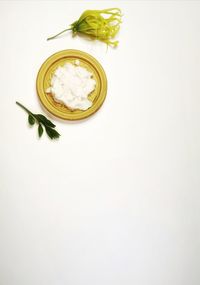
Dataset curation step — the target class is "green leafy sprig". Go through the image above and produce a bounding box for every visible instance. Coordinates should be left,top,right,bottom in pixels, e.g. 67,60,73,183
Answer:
16,101,60,139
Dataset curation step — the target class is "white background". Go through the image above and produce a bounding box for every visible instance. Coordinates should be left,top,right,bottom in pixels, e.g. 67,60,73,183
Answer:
0,1,200,285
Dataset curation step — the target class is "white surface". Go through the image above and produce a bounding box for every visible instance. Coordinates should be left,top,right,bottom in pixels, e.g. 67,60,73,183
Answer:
0,1,200,285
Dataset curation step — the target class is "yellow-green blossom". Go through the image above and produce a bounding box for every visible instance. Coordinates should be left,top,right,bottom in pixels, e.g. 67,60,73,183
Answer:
47,8,122,47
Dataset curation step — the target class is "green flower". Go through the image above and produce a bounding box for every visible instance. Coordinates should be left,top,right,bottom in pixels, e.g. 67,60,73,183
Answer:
47,8,122,47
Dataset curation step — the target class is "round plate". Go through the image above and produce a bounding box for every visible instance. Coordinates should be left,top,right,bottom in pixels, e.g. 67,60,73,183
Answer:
36,49,107,120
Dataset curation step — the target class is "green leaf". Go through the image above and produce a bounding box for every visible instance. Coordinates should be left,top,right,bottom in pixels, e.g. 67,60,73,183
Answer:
38,124,43,137
45,126,60,140
16,101,60,140
35,114,56,128
28,114,35,125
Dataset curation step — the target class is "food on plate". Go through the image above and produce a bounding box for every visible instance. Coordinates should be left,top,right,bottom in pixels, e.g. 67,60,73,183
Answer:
46,61,96,111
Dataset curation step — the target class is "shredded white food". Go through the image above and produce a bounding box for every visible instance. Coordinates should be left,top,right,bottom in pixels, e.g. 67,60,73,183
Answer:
46,61,96,111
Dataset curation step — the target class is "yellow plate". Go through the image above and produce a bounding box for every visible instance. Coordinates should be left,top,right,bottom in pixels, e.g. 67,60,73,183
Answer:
36,49,107,120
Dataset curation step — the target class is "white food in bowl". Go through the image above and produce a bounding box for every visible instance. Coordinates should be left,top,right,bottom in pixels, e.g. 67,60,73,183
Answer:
46,61,96,111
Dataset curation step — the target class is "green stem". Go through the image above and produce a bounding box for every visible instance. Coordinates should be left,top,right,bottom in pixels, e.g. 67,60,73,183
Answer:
16,101,33,116
47,28,72,41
